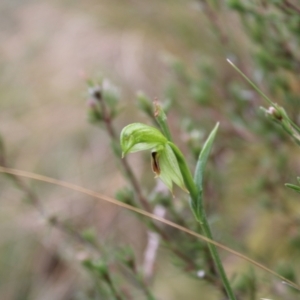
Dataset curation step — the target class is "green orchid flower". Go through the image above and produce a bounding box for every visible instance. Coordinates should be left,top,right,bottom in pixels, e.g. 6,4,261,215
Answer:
120,123,188,193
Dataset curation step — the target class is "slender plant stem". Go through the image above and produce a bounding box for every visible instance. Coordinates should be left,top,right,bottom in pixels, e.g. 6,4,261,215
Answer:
97,95,152,212
153,102,238,296
201,0,229,46
227,59,273,106
283,0,300,14
227,59,300,138
200,210,236,300
135,274,156,300
155,117,235,300
105,273,125,300
170,143,236,300
0,148,45,215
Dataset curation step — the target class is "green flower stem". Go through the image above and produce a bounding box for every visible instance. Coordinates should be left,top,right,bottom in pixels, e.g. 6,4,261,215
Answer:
168,142,198,199
227,60,300,138
168,142,236,300
104,273,125,300
135,274,156,300
199,210,237,300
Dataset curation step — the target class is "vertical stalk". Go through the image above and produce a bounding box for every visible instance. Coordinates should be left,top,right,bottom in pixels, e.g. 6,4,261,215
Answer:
104,272,125,300
151,106,235,300
96,92,152,212
199,209,236,300
135,274,156,300
169,142,237,300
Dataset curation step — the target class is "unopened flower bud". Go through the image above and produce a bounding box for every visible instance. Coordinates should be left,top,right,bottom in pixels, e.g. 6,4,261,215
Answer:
266,106,283,121
88,86,102,100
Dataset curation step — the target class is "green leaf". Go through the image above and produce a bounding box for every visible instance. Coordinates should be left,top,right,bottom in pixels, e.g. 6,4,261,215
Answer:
194,123,219,189
192,123,219,218
285,183,300,193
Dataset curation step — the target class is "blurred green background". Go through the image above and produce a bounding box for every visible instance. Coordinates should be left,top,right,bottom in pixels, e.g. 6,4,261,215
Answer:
1,0,300,299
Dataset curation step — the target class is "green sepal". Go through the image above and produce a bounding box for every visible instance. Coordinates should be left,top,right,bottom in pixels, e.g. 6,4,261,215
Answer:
158,144,188,193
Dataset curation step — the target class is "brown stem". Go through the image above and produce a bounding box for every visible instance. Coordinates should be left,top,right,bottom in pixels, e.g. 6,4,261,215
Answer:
97,94,152,212
283,0,300,14
0,152,45,215
201,1,229,46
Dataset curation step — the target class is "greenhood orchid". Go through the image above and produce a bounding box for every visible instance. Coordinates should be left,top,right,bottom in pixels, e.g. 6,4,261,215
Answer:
120,123,188,193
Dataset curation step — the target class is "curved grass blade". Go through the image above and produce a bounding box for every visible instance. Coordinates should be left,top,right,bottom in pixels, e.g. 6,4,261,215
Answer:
0,166,299,292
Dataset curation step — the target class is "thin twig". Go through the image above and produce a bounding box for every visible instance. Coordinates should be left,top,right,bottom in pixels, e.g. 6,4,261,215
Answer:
201,0,229,45
283,0,300,14
96,92,152,212
0,152,45,215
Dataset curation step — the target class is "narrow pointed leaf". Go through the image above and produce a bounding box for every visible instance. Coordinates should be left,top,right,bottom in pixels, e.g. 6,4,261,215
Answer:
285,183,300,193
194,123,219,189
192,123,219,218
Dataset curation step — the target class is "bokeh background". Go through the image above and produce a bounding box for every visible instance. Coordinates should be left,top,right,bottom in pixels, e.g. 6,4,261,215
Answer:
1,0,300,299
